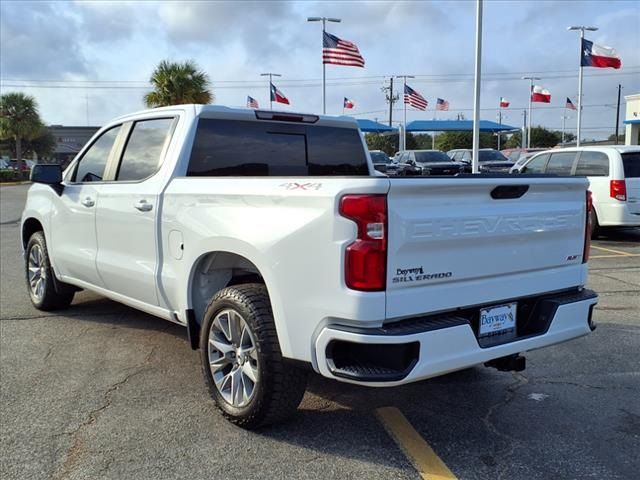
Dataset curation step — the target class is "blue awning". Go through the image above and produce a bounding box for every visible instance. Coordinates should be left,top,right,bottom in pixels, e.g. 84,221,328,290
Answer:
406,120,517,133
356,119,397,133
624,119,640,125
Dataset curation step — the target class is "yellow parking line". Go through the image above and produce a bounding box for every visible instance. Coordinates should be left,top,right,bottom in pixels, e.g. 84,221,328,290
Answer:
376,407,458,480
591,245,635,256
590,254,640,259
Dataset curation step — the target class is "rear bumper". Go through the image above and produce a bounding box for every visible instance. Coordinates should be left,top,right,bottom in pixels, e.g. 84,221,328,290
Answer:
598,202,640,227
314,289,598,386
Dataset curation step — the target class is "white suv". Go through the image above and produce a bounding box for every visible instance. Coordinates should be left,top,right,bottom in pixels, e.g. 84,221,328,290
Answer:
517,146,640,234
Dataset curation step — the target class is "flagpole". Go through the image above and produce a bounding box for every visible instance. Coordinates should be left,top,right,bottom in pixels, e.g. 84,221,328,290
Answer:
522,76,540,148
497,108,502,150
307,17,341,115
577,29,584,147
471,0,483,174
395,75,414,152
562,110,567,145
568,26,598,147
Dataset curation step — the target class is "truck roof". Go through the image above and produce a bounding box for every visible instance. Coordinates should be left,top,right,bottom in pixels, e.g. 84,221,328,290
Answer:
111,104,359,129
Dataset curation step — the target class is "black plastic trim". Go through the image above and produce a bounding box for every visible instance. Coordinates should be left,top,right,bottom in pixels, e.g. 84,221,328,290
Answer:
186,309,199,350
333,288,598,347
490,184,529,199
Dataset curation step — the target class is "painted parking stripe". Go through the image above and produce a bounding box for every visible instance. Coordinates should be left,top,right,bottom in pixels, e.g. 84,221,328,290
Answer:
591,245,636,256
376,407,458,480
591,254,640,259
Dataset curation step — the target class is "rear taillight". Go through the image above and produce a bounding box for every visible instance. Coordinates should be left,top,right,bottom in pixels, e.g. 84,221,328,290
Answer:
610,179,627,201
339,194,387,291
583,190,592,263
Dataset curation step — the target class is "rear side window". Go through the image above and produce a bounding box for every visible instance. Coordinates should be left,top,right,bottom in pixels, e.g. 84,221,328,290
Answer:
574,151,610,176
522,153,549,173
622,152,640,178
117,118,175,181
73,126,120,182
545,152,577,175
187,119,368,176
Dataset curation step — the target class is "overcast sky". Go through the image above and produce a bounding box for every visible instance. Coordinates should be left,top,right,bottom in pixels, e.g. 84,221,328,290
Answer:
1,0,638,140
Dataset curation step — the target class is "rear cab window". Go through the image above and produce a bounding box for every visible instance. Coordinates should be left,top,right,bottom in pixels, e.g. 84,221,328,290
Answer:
621,152,640,178
187,118,369,176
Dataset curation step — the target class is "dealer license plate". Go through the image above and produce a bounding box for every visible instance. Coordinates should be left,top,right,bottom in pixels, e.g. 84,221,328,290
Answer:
479,303,517,338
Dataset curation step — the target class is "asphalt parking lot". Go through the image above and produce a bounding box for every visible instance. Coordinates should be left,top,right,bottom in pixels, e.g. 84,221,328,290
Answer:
1,183,638,480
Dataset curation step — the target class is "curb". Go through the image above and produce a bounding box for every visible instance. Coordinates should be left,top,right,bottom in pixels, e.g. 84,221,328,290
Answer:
0,181,31,187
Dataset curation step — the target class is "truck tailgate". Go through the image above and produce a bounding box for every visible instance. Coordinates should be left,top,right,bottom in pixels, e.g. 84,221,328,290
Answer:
386,177,589,319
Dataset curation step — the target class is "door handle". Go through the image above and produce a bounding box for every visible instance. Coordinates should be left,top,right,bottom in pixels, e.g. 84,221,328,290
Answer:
81,197,95,208
134,199,153,212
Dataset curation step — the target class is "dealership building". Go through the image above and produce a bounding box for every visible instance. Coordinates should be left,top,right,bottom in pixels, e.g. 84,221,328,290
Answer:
49,125,99,165
624,93,640,145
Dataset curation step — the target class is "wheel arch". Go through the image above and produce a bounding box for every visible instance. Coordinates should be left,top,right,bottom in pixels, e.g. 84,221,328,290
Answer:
185,250,288,354
22,217,45,248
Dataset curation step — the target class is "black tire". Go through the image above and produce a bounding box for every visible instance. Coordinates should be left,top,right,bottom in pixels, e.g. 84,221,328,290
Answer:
199,283,307,429
25,231,75,311
591,209,601,239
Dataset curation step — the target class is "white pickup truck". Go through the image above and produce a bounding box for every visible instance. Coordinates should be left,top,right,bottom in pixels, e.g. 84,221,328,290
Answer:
22,105,597,428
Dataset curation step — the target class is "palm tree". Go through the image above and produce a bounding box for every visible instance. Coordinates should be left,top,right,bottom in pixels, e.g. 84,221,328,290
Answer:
144,60,213,108
0,92,43,173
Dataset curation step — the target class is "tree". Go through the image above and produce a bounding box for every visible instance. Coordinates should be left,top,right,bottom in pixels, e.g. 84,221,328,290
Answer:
434,131,497,151
0,92,43,171
144,60,213,108
364,132,434,155
3,122,56,159
504,126,565,149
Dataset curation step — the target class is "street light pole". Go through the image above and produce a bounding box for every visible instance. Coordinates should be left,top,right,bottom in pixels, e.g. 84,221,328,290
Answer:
522,76,540,148
260,73,281,110
395,75,414,152
615,83,622,145
471,0,483,174
568,25,598,147
307,16,341,114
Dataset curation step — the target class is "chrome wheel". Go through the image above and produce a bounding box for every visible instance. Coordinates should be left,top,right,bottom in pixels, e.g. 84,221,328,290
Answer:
208,309,259,408
28,244,46,300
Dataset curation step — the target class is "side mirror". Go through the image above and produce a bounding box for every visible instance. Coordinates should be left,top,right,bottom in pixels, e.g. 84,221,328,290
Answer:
31,164,62,184
30,164,64,195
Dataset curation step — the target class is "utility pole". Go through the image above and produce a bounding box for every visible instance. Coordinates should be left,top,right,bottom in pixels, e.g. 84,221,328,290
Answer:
307,16,341,114
522,76,540,148
382,77,399,128
260,72,282,110
568,25,598,147
615,83,622,145
522,109,527,148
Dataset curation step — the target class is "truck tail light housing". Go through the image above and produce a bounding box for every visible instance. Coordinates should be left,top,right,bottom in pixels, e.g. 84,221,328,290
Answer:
610,179,627,201
583,190,592,263
339,194,387,291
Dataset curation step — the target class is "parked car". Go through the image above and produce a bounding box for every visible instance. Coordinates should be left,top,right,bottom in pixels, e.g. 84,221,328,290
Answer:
0,159,10,170
515,146,640,235
501,148,546,163
396,150,465,175
447,149,515,173
22,105,597,428
370,150,397,174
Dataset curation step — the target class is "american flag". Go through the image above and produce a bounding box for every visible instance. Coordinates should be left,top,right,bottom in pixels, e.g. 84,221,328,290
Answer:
565,97,577,111
247,96,259,109
323,31,365,67
404,84,428,111
436,98,449,111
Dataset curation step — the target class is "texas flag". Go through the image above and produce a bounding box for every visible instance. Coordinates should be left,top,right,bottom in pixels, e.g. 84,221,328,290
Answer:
499,97,509,108
581,38,621,69
270,83,290,105
531,85,551,103
344,97,354,109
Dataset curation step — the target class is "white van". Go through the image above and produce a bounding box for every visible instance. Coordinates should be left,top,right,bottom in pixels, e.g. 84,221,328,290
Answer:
517,146,640,235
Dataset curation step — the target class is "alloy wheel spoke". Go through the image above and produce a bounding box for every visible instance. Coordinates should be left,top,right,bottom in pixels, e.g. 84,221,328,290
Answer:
241,361,258,384
229,311,243,346
209,337,234,355
209,354,232,372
